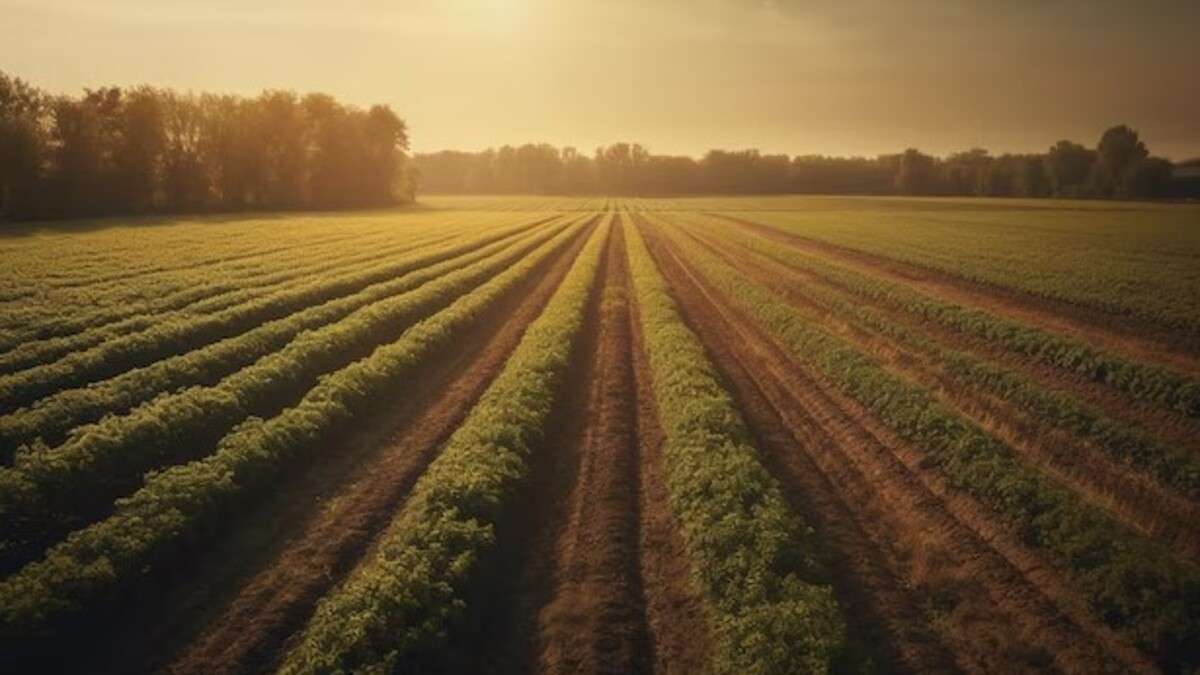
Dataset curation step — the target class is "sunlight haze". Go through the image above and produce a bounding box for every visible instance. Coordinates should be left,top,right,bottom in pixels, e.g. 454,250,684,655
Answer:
2,0,1197,158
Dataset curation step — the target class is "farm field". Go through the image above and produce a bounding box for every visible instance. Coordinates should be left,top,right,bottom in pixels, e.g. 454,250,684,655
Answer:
0,196,1198,674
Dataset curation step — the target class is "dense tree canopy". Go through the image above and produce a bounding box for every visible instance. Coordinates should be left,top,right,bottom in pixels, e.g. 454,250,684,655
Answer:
1,68,1190,221
416,126,1186,199
0,71,412,220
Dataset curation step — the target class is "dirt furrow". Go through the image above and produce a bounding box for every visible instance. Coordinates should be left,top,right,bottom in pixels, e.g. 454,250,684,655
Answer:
160,225,593,675
710,213,1200,373
444,219,709,675
537,223,652,674
644,221,1155,674
678,223,1200,558
627,281,712,675
695,221,1200,450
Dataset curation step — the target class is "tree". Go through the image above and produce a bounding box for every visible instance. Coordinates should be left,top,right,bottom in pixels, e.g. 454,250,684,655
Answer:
1011,154,1049,197
161,91,208,211
363,104,409,202
1045,140,1095,197
1097,124,1148,179
1,70,413,221
942,148,992,195
895,148,939,195
1123,157,1172,198
595,142,649,194
0,72,48,217
256,91,306,208
118,87,165,212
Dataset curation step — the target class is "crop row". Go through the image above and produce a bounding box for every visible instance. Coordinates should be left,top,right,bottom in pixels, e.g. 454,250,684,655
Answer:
692,223,1200,496
0,219,575,559
690,215,1200,417
0,222,560,460
0,216,589,653
660,218,1200,670
0,216,558,411
0,220,399,339
0,223,333,300
277,216,610,674
727,208,1200,337
624,222,844,673
0,211,532,350
0,219,484,368
0,210,447,299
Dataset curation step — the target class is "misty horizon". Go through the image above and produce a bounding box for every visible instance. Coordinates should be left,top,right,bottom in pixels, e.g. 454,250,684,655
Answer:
3,0,1198,160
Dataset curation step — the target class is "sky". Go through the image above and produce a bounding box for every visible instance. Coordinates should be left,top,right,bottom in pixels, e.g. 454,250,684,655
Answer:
2,0,1198,159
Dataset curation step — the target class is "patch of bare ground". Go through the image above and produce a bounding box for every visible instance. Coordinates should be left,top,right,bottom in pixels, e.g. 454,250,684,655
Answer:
677,224,1200,560
445,220,710,675
642,220,1156,675
536,222,652,673
710,214,1200,374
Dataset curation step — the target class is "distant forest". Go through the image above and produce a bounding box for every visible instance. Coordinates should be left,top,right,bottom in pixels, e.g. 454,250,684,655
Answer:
0,71,412,221
416,128,1197,200
4,71,1198,222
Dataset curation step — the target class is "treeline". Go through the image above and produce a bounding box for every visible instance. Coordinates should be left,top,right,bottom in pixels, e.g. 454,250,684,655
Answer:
415,125,1191,199
0,71,413,220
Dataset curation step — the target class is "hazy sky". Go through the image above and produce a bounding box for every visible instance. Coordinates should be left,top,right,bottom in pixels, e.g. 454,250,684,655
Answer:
2,0,1198,159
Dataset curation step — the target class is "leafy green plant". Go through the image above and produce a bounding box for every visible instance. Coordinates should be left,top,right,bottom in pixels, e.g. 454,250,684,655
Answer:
626,221,844,674
661,217,1200,670
279,216,609,674
0,218,587,649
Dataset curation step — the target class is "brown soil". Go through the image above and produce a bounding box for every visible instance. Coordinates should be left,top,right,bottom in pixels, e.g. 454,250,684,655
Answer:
444,220,710,675
694,221,1200,449
627,247,712,675
710,214,1200,374
641,218,1155,675
0,222,576,578
676,223,1200,559
536,222,652,673
160,223,594,675
536,222,711,674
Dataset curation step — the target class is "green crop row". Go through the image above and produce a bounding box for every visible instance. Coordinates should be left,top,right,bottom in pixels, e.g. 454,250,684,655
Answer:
696,222,1200,497
0,219,557,460
661,219,1200,671
725,206,1200,337
278,217,608,674
0,216,553,411
0,220,477,373
625,222,844,674
0,211,506,339
0,216,588,654
0,220,573,560
702,215,1200,418
0,219,414,348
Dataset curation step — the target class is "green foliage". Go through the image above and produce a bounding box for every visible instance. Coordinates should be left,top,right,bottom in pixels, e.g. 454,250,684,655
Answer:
0,220,584,648
706,222,1200,494
663,220,1200,671
1,70,410,221
0,220,547,411
278,217,609,674
725,201,1200,352
748,217,1198,416
625,222,845,674
0,217,547,457
0,215,482,372
0,221,572,553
